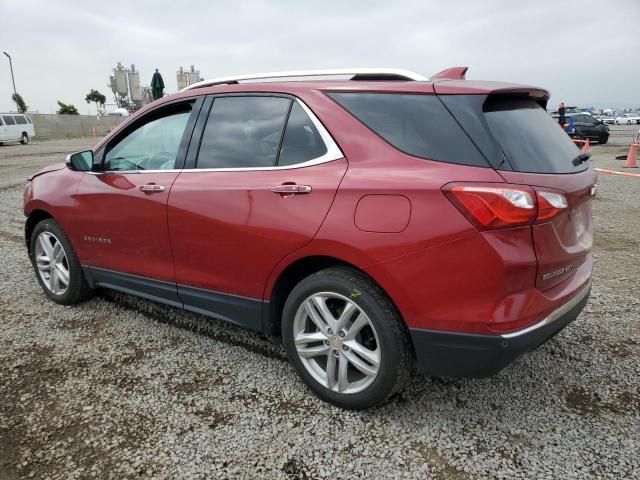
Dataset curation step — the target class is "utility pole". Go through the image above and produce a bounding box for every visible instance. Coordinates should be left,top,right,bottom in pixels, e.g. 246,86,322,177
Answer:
3,51,18,111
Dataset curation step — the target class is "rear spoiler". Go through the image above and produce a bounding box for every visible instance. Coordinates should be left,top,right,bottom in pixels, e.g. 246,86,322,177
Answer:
433,80,550,109
431,66,468,80
431,67,549,107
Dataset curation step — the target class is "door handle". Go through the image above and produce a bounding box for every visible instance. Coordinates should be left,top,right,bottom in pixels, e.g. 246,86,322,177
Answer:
139,184,165,193
271,184,312,195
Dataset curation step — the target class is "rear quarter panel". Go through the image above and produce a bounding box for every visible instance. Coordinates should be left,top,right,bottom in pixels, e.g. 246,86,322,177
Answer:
264,91,506,304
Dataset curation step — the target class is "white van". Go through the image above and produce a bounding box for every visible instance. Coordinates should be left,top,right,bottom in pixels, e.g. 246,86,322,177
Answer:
0,113,36,145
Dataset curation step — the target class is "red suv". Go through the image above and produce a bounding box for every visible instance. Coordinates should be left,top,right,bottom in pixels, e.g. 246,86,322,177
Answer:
24,67,594,409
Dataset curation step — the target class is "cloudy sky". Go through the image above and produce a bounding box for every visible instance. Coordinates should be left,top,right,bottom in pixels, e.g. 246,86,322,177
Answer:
0,0,637,114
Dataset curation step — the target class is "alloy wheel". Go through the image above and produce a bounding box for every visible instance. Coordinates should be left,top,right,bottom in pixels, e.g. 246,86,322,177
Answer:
293,292,381,394
34,231,70,295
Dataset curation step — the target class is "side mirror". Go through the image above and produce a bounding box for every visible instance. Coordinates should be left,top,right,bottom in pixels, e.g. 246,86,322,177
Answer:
65,150,94,172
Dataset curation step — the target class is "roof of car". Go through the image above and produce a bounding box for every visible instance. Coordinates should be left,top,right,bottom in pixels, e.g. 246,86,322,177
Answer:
94,68,549,151
164,78,547,99
176,67,547,98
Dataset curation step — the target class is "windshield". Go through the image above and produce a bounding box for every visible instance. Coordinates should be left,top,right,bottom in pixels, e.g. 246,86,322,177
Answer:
484,98,585,174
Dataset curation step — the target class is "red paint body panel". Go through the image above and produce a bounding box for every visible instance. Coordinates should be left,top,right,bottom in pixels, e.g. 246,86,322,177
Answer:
24,168,82,230
367,235,592,334
499,168,595,291
72,172,179,282
354,195,411,233
168,159,348,298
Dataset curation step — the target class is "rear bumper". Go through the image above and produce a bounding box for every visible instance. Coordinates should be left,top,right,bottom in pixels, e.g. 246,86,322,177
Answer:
409,281,591,378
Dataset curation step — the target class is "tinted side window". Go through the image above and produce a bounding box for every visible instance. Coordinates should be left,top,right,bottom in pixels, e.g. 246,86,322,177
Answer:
2,115,16,125
197,96,291,169
14,115,27,125
278,103,327,166
328,92,488,167
105,106,192,171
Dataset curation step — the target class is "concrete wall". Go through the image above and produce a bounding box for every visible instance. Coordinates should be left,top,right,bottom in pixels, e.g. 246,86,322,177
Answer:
30,114,125,140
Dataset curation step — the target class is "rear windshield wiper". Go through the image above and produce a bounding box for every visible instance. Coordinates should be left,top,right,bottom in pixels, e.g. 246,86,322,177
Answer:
572,151,592,167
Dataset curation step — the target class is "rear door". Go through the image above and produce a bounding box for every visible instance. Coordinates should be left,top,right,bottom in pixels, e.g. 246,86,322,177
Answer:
168,94,347,327
481,98,595,291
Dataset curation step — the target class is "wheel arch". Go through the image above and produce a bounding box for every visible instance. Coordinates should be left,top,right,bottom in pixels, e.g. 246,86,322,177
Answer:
266,255,407,339
25,209,54,251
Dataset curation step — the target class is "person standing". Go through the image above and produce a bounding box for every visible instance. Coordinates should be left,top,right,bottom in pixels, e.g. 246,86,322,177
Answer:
558,102,566,127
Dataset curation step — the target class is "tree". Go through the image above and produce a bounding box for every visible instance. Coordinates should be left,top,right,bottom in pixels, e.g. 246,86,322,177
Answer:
11,93,28,113
57,101,79,115
85,89,106,116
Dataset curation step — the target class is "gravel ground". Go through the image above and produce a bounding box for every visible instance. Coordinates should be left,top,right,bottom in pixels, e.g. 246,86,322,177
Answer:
0,132,638,479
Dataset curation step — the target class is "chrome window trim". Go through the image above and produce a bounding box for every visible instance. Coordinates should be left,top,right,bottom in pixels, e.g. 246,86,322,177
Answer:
500,279,592,339
87,169,182,175
182,68,429,91
92,98,344,174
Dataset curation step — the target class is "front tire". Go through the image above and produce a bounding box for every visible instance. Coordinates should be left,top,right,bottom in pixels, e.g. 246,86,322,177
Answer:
282,267,413,410
20,133,29,145
29,219,93,305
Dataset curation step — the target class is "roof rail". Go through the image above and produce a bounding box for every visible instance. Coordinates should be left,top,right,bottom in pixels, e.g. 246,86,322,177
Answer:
181,68,429,91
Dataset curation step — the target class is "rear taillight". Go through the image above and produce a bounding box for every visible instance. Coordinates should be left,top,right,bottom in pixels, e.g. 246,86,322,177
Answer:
536,190,568,221
443,183,568,230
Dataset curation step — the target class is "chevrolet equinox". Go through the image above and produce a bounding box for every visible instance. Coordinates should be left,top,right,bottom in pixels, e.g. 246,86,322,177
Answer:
24,67,594,409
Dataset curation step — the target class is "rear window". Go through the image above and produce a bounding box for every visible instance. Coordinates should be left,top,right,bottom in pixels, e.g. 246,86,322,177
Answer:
483,98,584,174
277,103,327,166
328,93,488,167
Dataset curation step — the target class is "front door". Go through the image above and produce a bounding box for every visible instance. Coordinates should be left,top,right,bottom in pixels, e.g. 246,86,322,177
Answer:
73,99,201,292
168,95,347,328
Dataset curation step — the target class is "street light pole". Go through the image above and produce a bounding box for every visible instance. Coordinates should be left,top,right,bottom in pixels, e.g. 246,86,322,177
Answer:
3,51,18,111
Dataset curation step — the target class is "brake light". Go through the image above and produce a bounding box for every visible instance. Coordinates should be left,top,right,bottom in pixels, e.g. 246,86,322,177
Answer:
443,183,568,230
536,190,568,221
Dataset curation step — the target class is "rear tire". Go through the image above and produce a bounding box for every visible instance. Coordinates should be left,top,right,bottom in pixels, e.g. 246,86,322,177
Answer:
20,133,29,145
29,219,93,305
599,135,608,145
282,267,413,410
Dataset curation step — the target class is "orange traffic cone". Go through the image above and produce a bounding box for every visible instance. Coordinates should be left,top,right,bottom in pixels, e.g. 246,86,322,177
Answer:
581,137,590,154
624,143,639,168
